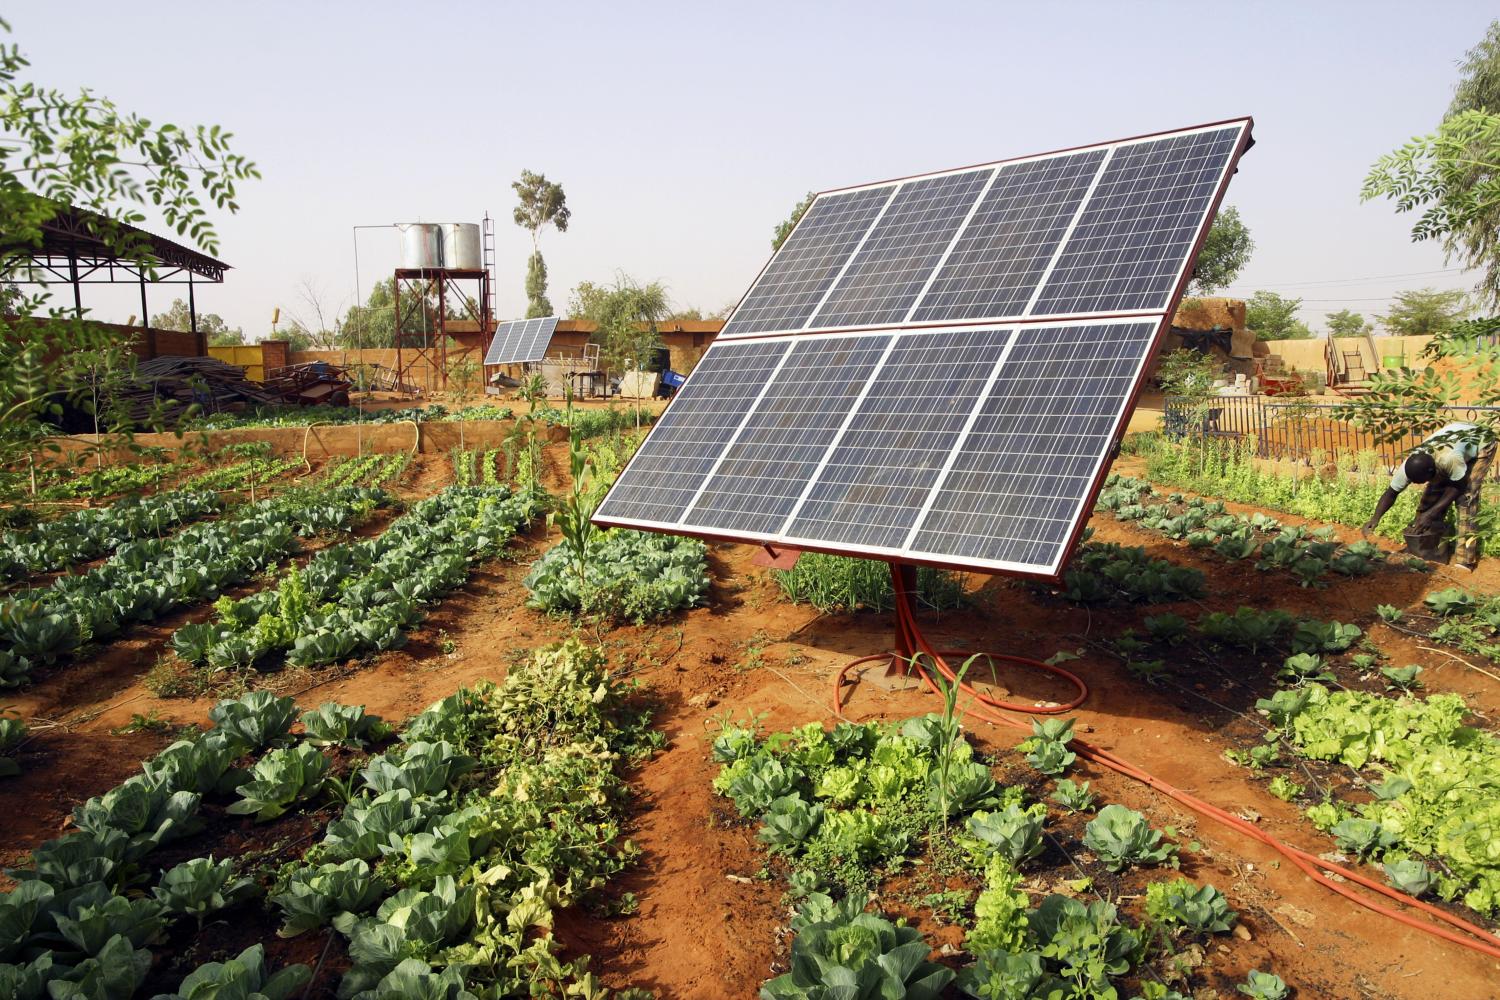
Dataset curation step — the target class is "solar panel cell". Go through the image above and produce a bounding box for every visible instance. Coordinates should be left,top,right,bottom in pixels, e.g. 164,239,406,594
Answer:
684,335,891,535
907,321,1156,569
911,150,1106,323
720,186,895,336
1031,127,1242,316
809,169,994,329
593,340,789,524
785,328,1011,549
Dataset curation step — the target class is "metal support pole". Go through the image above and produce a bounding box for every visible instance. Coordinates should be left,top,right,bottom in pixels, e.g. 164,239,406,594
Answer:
437,276,448,389
139,269,151,355
68,253,82,317
393,276,403,392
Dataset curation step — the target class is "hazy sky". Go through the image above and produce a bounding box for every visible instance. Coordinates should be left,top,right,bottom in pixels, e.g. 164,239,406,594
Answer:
13,1,1497,337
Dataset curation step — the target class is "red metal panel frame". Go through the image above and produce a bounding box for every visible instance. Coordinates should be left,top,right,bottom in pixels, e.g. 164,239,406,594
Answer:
594,118,1256,584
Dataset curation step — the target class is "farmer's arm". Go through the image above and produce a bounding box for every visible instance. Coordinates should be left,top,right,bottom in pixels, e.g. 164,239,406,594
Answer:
1363,488,1402,534
1414,480,1465,530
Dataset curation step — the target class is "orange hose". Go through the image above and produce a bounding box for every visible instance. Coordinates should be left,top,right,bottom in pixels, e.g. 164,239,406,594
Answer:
828,566,1500,961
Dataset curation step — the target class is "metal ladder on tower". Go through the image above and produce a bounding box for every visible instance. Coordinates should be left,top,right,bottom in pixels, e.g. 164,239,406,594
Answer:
481,212,498,328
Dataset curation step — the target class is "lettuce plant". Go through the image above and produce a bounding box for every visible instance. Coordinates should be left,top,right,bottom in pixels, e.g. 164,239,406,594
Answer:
340,877,477,998
966,804,1046,865
153,856,257,926
347,958,478,1000
1082,805,1178,872
1143,878,1236,934
760,893,954,1000
155,943,310,1000
227,744,330,821
208,691,298,752
271,858,387,937
301,702,390,747
1049,779,1096,814
759,795,825,851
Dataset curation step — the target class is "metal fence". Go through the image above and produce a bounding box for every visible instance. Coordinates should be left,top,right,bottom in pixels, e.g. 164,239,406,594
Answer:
1160,396,1500,480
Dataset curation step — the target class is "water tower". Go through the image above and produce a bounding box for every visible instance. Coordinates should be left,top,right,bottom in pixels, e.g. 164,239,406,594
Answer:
392,216,495,394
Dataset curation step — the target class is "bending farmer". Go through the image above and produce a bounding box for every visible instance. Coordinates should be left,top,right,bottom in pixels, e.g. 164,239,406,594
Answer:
1362,421,1495,568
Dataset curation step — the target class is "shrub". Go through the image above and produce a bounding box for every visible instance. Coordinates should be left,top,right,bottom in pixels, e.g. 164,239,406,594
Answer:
772,552,964,613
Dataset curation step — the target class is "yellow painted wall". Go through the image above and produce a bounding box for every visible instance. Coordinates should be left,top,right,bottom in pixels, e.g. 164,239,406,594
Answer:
207,345,265,381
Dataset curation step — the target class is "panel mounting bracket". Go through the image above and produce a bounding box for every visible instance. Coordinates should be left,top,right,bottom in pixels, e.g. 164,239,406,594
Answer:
751,544,803,570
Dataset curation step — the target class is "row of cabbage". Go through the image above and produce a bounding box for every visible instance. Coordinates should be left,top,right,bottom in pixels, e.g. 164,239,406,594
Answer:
170,485,539,671
0,491,222,583
1098,474,1397,586
0,638,657,999
0,486,389,687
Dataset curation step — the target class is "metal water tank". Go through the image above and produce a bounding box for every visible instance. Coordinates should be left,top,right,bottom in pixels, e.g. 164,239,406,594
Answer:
440,223,482,270
397,224,442,269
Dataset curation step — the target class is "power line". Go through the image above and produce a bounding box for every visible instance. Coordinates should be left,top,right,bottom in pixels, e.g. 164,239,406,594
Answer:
1222,266,1466,290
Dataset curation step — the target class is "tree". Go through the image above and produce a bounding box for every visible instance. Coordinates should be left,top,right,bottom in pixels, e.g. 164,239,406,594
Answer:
1325,309,1373,336
336,277,448,349
1189,206,1254,294
273,319,315,352
512,170,570,318
1156,348,1221,402
573,274,670,416
289,276,343,349
207,329,245,347
1244,290,1312,340
566,279,610,321
1364,111,1500,306
664,304,731,323
772,191,816,251
1443,22,1500,308
150,298,244,343
339,278,399,348
1363,22,1500,307
0,17,257,484
524,252,551,318
1380,287,1469,335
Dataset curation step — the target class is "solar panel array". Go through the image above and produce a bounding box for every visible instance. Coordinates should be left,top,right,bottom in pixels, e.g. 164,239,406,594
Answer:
483,316,560,365
595,119,1251,577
